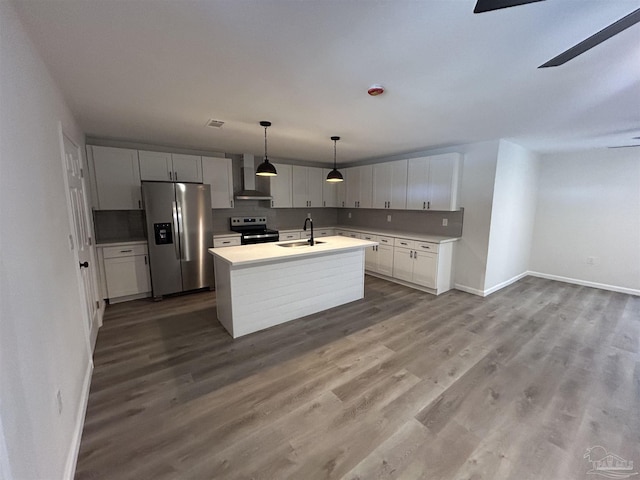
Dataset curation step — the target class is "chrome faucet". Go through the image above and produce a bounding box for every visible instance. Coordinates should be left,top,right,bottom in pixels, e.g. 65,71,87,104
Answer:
303,217,314,246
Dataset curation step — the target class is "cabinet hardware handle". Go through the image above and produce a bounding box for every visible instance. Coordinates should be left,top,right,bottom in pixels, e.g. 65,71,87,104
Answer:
144,255,147,265
427,201,430,209
230,200,233,207
174,172,178,181
138,200,141,209
119,249,133,253
410,251,413,259
423,201,426,209
169,171,172,180
272,200,274,207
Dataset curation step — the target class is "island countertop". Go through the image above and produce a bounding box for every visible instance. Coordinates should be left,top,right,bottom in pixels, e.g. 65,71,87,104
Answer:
209,236,376,267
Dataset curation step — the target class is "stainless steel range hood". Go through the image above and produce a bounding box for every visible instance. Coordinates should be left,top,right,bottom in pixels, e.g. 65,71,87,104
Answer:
235,154,272,200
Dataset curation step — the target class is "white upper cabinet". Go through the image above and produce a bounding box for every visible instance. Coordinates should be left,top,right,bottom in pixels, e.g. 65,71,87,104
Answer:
372,160,408,210
345,165,373,208
270,163,292,208
322,169,338,207
202,156,233,208
292,166,323,208
138,150,172,181
172,154,203,183
139,151,202,183
407,153,461,211
89,146,142,210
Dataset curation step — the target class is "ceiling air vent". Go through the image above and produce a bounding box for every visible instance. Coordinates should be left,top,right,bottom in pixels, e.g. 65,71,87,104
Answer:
205,119,225,128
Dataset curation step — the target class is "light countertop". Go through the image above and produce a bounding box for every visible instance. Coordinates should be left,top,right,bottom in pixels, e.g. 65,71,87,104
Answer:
96,239,147,247
336,227,460,244
213,231,241,238
209,236,376,267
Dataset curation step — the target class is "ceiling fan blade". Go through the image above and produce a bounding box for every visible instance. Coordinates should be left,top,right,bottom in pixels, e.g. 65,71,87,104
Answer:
473,0,544,14
539,8,640,68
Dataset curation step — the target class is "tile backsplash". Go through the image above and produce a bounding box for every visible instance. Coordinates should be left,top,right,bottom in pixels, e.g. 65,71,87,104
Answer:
94,203,463,243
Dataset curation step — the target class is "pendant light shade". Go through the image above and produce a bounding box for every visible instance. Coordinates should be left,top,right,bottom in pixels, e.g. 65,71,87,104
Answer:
256,121,277,176
326,136,344,183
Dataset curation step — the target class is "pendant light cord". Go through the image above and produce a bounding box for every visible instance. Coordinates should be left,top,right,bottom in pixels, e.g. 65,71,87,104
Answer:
333,139,337,168
264,125,268,160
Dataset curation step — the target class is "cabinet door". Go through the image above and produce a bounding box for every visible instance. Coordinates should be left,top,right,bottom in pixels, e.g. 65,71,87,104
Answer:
361,234,378,272
322,169,338,207
372,162,391,209
139,151,172,181
91,146,142,210
406,157,430,210
358,165,373,208
377,244,394,276
202,156,233,208
270,163,292,208
292,165,309,208
413,251,438,289
307,167,323,207
428,153,460,211
172,154,202,183
336,174,347,208
389,160,408,209
104,255,150,299
392,248,414,282
345,166,360,208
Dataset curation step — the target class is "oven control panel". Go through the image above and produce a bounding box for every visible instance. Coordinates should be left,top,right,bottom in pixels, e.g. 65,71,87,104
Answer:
231,216,267,227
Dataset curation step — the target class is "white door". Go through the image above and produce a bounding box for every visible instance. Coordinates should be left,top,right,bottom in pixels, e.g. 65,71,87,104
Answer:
62,131,100,350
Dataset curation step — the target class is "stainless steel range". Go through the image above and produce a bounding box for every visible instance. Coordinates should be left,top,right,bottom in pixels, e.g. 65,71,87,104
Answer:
230,217,279,245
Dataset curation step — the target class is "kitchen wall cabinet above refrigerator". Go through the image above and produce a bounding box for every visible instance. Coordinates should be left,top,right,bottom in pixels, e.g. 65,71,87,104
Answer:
138,150,203,183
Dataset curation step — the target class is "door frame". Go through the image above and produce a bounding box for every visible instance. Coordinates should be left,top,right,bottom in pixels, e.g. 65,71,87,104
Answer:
57,123,103,353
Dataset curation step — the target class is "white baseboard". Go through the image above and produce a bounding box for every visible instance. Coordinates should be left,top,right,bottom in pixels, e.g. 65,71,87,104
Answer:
483,271,530,296
527,271,640,296
63,359,93,480
454,283,486,296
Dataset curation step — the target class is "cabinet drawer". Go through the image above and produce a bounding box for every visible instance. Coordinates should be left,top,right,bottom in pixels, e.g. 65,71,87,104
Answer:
213,237,241,247
347,232,362,239
394,238,415,249
378,236,394,246
415,241,439,253
315,229,334,237
361,234,378,242
102,244,148,259
280,232,301,240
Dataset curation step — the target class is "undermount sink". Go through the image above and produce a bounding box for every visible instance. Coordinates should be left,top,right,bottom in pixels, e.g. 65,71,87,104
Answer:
277,240,325,248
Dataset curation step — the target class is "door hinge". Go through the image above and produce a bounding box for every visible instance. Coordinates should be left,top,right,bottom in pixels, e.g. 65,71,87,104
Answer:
80,168,84,178
96,300,100,309
88,237,93,246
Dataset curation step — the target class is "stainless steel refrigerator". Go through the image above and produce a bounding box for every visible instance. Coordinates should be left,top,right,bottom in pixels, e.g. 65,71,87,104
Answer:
142,182,213,297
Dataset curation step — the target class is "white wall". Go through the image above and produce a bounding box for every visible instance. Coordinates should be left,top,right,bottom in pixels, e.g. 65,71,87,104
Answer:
530,148,640,294
453,141,500,295
1,3,91,479
484,140,539,293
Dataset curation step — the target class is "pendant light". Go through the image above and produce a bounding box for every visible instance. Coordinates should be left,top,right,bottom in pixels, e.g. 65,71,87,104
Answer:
326,136,344,182
256,121,277,176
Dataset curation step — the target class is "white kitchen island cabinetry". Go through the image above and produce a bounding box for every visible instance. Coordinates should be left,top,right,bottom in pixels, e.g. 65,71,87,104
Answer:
202,156,234,208
361,234,394,276
139,151,203,183
210,236,375,338
98,242,151,303
407,153,461,211
88,146,142,210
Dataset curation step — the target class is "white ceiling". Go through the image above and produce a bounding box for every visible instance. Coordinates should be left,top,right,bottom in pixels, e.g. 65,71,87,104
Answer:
12,0,640,164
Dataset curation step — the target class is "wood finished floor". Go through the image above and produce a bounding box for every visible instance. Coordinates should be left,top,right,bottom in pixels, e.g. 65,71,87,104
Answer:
75,276,640,480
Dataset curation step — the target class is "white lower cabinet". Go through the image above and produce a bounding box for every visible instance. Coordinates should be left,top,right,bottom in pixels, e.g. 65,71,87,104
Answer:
362,234,394,276
100,243,151,303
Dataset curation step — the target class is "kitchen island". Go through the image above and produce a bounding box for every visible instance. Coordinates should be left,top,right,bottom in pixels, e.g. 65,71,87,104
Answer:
209,236,377,338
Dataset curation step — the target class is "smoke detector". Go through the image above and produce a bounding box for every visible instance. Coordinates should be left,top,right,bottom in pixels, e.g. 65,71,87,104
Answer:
205,119,225,128
367,84,385,96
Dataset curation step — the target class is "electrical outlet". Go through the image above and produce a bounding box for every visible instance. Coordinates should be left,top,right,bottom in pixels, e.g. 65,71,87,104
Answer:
348,212,352,219
586,256,598,265
307,212,311,218
387,215,392,222
442,218,448,226
56,389,63,414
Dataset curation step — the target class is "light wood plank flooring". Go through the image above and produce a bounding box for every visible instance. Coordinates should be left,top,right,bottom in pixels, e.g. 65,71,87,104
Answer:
75,276,640,480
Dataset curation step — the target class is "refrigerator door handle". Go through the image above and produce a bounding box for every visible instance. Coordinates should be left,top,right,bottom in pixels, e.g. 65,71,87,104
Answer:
172,201,181,260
